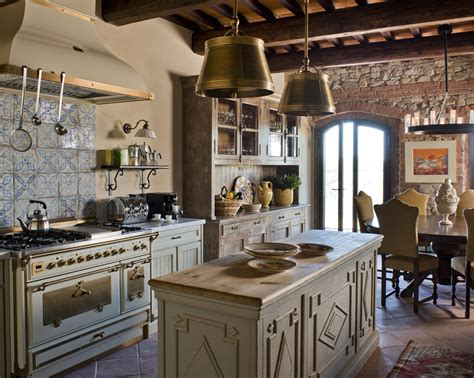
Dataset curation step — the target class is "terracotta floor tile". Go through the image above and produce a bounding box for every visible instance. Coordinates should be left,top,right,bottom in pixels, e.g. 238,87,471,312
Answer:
379,333,406,348
96,358,140,377
98,344,138,361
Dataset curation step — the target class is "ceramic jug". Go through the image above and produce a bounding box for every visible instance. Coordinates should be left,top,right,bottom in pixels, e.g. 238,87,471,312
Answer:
257,181,273,208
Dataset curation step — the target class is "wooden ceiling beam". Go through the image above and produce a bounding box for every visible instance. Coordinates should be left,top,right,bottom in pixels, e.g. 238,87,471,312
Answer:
212,4,249,24
381,31,394,41
192,0,474,54
279,0,304,16
410,27,422,38
101,0,224,25
189,9,223,29
164,15,201,32
315,0,335,12
266,32,474,72
355,0,367,6
353,34,368,43
241,0,277,22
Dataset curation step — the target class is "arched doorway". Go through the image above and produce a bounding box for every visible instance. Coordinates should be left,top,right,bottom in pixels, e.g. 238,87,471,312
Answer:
317,119,392,231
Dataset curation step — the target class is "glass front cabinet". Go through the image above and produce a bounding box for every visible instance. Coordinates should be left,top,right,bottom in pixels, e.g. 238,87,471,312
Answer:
213,98,299,165
214,99,262,164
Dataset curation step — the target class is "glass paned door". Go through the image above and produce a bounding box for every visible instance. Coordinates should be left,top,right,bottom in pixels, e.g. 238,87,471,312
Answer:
318,120,391,231
241,103,259,157
268,109,284,157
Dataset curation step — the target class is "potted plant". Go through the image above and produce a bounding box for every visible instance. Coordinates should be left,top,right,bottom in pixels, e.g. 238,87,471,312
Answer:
264,174,301,206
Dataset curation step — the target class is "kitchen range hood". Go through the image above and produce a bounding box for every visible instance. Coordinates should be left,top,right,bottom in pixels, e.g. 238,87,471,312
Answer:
0,0,154,104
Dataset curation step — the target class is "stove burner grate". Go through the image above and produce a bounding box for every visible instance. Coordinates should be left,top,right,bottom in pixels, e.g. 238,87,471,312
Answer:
0,229,91,251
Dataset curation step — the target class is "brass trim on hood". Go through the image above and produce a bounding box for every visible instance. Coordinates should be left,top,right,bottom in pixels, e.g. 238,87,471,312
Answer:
0,65,155,104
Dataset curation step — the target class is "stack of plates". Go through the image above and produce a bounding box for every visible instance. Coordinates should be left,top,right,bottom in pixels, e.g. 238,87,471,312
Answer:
244,242,300,274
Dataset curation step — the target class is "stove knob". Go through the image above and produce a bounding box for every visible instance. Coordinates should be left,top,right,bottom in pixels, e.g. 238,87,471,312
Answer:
68,258,76,265
103,251,111,257
77,256,85,263
95,252,103,259
133,245,140,251
86,254,94,261
111,249,118,256
57,259,67,267
119,248,127,254
47,262,57,269
140,244,148,250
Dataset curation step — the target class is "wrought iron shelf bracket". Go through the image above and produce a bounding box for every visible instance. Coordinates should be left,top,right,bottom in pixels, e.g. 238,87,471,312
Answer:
101,165,169,196
407,124,474,135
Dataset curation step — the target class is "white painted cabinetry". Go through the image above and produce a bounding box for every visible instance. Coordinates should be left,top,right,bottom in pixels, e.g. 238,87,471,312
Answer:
150,224,203,321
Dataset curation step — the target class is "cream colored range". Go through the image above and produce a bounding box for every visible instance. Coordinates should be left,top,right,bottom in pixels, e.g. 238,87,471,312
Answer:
150,230,382,377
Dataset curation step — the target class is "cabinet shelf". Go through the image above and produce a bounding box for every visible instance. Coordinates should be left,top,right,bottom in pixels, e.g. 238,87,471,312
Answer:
101,165,169,195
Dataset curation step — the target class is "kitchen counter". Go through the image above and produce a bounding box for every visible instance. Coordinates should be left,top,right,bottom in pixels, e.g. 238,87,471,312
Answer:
150,230,382,377
210,203,309,225
137,217,206,232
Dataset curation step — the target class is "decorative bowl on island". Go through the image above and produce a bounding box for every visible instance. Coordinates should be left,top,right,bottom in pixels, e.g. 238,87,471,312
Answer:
243,242,300,258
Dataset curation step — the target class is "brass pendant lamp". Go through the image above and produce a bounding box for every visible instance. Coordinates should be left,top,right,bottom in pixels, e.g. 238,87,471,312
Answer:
278,0,335,116
195,0,274,98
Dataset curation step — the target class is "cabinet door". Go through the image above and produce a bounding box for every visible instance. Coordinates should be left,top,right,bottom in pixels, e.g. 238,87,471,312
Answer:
222,238,245,256
215,99,240,163
0,287,5,378
177,241,202,271
151,248,176,319
267,108,285,163
241,102,261,163
357,249,376,351
271,222,291,241
285,116,300,164
263,300,301,378
290,219,305,236
306,263,357,378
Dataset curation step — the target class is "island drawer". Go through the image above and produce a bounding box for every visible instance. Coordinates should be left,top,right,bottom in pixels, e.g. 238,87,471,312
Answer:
222,218,266,239
153,227,201,249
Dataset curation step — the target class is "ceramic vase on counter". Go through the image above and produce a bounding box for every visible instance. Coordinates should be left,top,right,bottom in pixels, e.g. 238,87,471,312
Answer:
435,178,459,225
274,188,294,207
257,181,273,208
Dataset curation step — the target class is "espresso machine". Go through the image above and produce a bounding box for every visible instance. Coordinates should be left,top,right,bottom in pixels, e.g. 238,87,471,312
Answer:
145,192,180,219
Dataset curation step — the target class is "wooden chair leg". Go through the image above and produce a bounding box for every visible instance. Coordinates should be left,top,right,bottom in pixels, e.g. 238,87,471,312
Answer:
466,265,471,319
381,255,387,308
394,270,400,298
452,269,457,306
413,263,420,314
432,270,438,305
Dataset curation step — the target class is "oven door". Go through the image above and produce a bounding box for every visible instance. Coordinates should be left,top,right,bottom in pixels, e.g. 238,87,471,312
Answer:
28,265,121,346
122,258,151,313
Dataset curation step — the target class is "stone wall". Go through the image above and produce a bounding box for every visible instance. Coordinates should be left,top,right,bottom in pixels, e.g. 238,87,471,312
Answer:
312,55,474,212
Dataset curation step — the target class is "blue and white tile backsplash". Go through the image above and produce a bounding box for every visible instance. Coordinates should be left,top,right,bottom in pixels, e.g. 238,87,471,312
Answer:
0,92,97,227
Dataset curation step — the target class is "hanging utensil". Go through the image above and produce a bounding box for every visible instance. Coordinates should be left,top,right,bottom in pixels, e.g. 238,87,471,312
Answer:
31,68,42,125
54,71,67,136
9,65,33,152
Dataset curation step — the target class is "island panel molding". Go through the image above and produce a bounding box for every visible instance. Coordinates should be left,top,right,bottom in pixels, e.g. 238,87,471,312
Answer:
150,230,382,377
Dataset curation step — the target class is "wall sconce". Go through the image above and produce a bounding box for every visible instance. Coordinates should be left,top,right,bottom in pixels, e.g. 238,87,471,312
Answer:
123,119,157,139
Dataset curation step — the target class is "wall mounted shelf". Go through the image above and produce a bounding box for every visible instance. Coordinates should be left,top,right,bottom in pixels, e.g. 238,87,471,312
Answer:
407,124,474,135
101,165,169,195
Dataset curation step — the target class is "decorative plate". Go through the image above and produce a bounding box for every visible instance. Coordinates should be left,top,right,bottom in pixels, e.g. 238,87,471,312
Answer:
244,242,300,258
233,176,254,204
297,243,334,256
248,258,296,274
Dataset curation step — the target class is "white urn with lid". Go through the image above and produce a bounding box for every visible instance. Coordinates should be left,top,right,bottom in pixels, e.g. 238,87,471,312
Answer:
434,178,459,225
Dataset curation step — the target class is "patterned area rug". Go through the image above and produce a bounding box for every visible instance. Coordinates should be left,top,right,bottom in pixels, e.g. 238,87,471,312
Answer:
389,340,474,377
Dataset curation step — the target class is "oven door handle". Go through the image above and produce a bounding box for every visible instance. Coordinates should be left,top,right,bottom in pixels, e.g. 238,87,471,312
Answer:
72,281,92,297
29,264,121,291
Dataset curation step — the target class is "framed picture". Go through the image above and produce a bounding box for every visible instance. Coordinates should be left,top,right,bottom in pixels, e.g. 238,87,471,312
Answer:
405,140,456,183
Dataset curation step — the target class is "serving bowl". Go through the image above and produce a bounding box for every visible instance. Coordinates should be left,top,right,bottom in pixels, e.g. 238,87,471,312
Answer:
244,242,300,258
242,203,262,212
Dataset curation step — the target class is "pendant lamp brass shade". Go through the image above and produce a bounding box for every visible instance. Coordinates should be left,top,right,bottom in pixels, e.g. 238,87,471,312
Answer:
278,0,335,116
279,71,335,116
195,0,274,98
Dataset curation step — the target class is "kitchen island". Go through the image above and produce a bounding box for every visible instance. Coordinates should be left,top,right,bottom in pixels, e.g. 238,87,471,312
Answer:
149,229,382,377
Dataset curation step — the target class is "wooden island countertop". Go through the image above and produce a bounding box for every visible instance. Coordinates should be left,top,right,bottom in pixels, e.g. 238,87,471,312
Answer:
149,230,382,307
149,229,382,378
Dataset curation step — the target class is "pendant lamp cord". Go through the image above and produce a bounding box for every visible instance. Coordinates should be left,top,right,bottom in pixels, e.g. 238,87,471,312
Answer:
436,25,450,125
303,0,309,71
231,0,240,36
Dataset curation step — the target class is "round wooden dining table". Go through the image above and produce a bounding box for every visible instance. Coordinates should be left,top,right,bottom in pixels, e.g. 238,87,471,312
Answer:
365,214,466,285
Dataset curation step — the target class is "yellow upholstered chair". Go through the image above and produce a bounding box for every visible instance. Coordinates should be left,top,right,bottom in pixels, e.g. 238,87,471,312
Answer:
354,191,374,233
451,208,474,318
394,188,429,216
374,199,439,313
456,190,474,217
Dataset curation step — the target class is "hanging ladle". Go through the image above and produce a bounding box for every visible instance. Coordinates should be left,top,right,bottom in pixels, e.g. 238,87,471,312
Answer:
54,71,67,136
31,68,42,125
9,65,33,152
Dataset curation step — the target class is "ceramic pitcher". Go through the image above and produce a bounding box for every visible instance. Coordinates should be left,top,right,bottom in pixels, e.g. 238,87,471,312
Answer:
257,181,273,208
